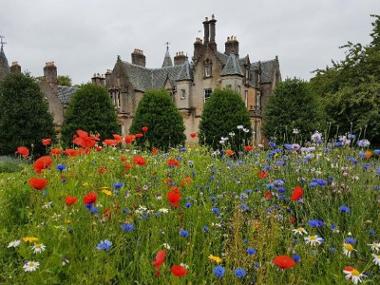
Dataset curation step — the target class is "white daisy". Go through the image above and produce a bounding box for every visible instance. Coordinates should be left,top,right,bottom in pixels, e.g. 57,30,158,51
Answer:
158,208,169,214
292,227,308,236
368,241,380,253
7,240,21,248
343,267,365,284
343,243,356,257
304,235,324,246
237,125,244,130
162,243,171,250
32,243,46,254
372,253,380,267
23,261,40,272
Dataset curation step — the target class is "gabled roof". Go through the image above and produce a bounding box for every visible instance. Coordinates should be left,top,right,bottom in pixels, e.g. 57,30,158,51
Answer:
176,60,192,81
221,53,242,76
250,59,279,84
121,61,191,91
57,85,78,105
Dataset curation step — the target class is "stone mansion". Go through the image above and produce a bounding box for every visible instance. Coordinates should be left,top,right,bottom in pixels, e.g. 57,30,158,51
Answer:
0,15,281,144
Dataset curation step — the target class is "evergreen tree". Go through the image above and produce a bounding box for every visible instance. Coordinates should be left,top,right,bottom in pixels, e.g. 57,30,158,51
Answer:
199,88,252,150
0,73,55,156
263,78,323,142
61,83,119,145
130,89,185,150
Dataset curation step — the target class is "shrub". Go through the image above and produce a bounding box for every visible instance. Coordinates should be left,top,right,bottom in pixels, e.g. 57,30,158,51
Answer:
61,83,119,146
0,73,55,156
199,88,252,150
130,89,185,150
263,78,323,142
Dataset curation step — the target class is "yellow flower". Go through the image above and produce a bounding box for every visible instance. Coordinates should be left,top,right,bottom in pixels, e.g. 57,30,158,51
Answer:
208,254,223,264
22,236,39,243
101,188,113,196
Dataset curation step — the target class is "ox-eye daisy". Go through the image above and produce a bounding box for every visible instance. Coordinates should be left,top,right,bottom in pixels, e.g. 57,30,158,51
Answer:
343,266,365,284
292,227,308,236
7,240,21,248
372,254,380,267
368,242,380,253
304,235,324,246
32,243,46,254
343,243,356,257
23,261,40,272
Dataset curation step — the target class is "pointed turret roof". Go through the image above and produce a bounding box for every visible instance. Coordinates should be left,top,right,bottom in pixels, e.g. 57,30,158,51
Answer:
221,53,242,76
0,40,10,81
162,45,173,67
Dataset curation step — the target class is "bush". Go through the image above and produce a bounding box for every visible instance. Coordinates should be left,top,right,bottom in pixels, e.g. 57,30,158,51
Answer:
263,78,323,142
130,89,185,150
0,73,55,156
199,88,252,150
61,83,119,146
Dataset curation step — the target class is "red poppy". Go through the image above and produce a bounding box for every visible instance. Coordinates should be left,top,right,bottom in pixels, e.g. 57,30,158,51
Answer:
180,176,192,187
125,135,136,144
135,133,144,139
151,147,159,155
272,255,296,269
65,196,78,206
167,159,180,168
103,139,117,146
258,170,268,179
124,162,133,172
28,177,48,190
171,264,188,277
98,166,107,174
167,187,181,208
64,148,80,156
142,126,149,133
225,149,235,157
50,148,62,156
16,146,29,158
264,190,273,200
33,155,53,173
244,145,254,152
133,155,146,166
291,185,304,201
42,138,51,146
72,129,98,148
113,134,123,143
83,192,97,205
190,132,197,138
152,250,166,271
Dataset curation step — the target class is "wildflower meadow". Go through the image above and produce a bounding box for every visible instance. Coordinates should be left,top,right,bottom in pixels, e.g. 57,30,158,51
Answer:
1,130,380,284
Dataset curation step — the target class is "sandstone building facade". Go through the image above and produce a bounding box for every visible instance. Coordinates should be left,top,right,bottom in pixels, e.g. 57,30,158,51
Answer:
93,15,281,144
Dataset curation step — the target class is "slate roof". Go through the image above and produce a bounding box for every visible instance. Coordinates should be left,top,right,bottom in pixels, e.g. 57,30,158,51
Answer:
162,48,173,67
121,61,191,91
221,54,242,76
250,59,278,84
57,86,78,105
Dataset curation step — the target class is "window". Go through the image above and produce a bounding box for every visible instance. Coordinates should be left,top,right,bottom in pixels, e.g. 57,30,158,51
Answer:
256,93,261,108
180,89,186,100
244,90,248,108
204,59,212,78
204,88,212,102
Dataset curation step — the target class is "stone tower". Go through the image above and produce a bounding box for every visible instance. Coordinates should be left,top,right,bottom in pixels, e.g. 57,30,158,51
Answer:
0,36,10,81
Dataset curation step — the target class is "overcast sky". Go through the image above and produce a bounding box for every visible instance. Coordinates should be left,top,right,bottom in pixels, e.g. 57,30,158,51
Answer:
1,0,379,84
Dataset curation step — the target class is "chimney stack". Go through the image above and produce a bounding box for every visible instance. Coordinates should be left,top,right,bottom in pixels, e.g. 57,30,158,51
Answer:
193,37,204,61
224,36,239,56
174,51,188,65
10,61,21,73
209,14,217,50
91,73,105,86
105,69,112,86
203,17,210,45
131,49,146,67
43,61,57,84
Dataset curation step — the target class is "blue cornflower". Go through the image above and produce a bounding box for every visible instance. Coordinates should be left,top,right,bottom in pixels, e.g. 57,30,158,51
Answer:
234,268,246,279
369,228,376,236
203,225,209,233
179,229,189,238
362,163,371,171
246,247,256,256
213,265,225,278
212,207,220,216
339,205,350,213
273,179,285,187
374,149,380,156
86,204,99,214
56,164,66,172
357,139,370,148
121,223,135,233
345,237,357,244
96,240,112,251
185,202,192,208
292,254,301,263
113,182,124,190
308,219,324,228
269,141,276,148
240,204,250,212
277,186,286,193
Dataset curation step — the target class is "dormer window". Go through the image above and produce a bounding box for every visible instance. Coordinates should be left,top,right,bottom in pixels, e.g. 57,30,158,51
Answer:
204,59,212,78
